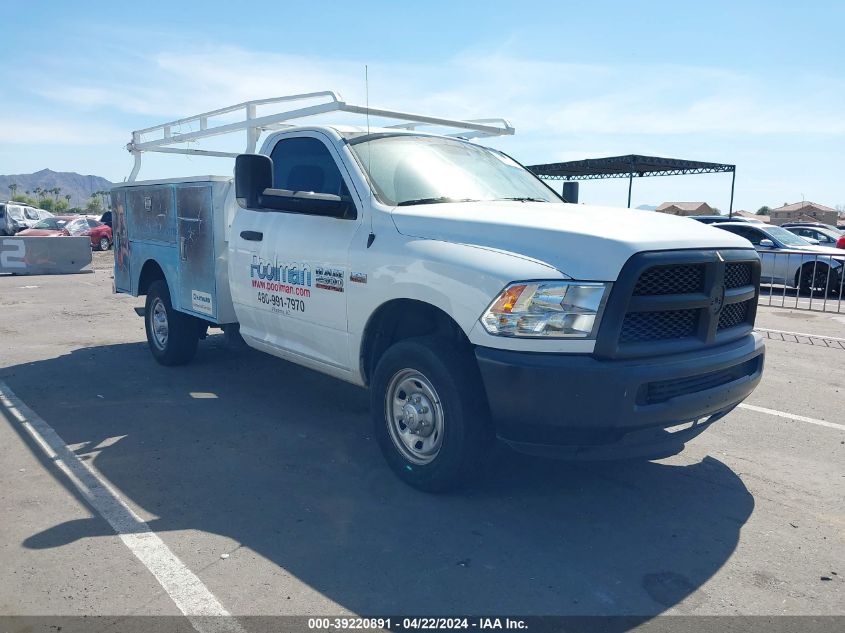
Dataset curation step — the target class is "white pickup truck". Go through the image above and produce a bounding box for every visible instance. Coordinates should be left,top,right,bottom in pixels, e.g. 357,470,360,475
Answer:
112,92,764,491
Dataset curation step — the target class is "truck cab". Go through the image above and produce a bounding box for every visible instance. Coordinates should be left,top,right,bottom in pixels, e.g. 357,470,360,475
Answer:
113,93,765,491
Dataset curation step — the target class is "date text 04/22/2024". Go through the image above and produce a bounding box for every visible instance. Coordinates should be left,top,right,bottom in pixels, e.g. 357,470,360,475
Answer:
306,617,528,630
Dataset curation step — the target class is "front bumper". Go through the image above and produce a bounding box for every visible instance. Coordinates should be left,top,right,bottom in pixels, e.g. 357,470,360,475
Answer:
475,333,764,460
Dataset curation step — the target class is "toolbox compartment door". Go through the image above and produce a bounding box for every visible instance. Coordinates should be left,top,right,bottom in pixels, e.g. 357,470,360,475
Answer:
176,184,217,319
110,188,131,292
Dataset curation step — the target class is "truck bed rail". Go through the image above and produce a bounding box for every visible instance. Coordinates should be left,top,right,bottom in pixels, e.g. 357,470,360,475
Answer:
126,91,515,181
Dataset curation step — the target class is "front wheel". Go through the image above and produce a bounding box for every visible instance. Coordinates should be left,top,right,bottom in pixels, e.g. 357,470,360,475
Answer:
144,280,200,366
797,264,835,294
371,336,492,492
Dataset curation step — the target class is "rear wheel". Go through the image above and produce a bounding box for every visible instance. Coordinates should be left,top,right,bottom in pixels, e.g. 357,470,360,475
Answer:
98,236,111,251
371,336,492,492
144,280,200,366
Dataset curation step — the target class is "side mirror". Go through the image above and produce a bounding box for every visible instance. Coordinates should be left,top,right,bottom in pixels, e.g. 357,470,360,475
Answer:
758,239,775,248
235,154,273,209
561,181,579,204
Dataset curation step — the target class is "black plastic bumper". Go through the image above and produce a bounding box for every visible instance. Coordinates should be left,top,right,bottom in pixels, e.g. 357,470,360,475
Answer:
475,333,764,460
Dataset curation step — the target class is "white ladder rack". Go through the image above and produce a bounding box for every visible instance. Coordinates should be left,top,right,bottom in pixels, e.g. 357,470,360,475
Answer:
125,91,515,181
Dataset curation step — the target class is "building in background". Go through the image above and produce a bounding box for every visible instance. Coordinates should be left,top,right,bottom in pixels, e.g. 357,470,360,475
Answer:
768,201,838,226
734,209,770,223
655,201,715,216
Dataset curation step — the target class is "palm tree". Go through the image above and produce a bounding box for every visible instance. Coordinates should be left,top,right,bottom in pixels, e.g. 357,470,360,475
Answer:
8,183,18,199
64,194,71,203
95,190,110,210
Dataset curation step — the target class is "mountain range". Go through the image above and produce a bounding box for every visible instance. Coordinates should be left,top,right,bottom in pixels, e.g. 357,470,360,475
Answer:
1,169,113,207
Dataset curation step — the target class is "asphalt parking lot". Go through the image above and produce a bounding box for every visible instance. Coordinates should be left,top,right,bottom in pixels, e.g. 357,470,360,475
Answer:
1,252,843,627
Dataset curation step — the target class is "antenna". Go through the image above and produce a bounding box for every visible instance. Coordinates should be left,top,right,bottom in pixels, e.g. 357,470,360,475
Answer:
365,65,371,140
365,65,376,248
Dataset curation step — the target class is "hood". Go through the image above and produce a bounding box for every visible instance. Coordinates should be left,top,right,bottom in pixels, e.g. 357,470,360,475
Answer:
791,244,844,256
391,201,753,280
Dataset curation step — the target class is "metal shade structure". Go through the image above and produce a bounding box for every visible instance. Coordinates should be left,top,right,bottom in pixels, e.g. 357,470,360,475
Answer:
528,154,737,216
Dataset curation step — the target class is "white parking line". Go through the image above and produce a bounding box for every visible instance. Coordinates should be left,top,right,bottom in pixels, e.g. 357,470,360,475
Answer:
0,381,244,633
738,403,845,432
755,327,845,343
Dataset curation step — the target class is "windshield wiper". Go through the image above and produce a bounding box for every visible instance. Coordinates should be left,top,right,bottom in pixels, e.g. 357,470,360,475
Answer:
397,197,478,206
495,197,549,202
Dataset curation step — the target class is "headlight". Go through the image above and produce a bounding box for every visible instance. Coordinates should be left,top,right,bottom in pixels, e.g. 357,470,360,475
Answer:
480,281,609,338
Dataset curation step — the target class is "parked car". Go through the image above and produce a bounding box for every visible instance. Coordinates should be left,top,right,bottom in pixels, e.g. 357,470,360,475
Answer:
0,203,23,235
785,226,845,250
781,221,842,234
18,215,76,237
713,222,844,293
18,215,113,250
83,218,114,250
0,202,52,235
690,215,764,224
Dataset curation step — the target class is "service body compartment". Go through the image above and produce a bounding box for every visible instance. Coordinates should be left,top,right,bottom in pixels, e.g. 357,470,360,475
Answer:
110,176,236,324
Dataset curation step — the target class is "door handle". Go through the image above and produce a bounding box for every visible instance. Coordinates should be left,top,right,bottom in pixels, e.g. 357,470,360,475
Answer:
240,230,263,241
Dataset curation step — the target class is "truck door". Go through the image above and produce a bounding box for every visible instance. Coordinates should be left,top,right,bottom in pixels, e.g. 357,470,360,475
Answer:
230,132,362,369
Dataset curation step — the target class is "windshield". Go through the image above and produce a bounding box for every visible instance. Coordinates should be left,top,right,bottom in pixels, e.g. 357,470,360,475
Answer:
767,226,818,247
348,134,560,206
33,218,69,230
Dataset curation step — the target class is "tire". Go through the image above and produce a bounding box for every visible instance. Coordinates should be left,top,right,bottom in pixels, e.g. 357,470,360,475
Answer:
371,336,493,492
98,236,111,251
144,280,200,366
797,264,833,294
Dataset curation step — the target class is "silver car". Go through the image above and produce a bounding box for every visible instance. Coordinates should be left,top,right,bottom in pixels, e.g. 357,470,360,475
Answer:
785,225,844,249
713,222,844,294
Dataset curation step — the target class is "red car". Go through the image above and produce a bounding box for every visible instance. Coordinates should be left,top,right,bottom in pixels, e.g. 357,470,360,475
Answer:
19,215,113,250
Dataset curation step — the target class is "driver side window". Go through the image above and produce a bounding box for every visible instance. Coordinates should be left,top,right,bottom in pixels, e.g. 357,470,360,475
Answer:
271,138,349,192
268,136,356,219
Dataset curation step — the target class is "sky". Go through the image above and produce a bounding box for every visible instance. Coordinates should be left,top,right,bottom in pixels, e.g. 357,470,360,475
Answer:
1,0,843,212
